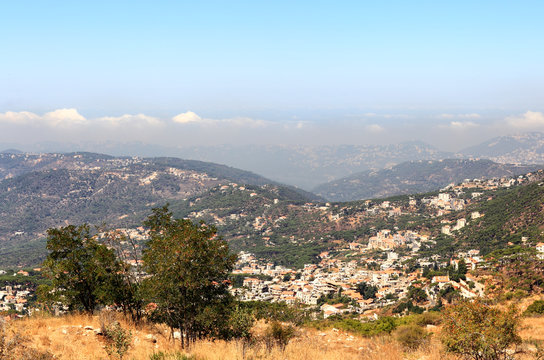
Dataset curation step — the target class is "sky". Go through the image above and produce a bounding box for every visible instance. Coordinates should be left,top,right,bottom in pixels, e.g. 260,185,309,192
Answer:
1,1,544,151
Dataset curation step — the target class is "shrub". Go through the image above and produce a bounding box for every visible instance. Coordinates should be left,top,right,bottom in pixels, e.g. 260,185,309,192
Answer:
415,311,442,326
441,299,521,360
394,325,429,350
524,300,544,316
264,321,296,351
99,310,118,334
226,306,254,341
307,316,400,337
103,322,132,360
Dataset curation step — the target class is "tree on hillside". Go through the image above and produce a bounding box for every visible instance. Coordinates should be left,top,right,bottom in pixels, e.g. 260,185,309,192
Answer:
355,282,378,299
142,205,237,348
102,229,145,323
407,285,428,303
441,299,521,360
39,224,121,312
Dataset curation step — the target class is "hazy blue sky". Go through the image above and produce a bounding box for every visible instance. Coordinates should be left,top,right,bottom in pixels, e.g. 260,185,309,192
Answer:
1,1,544,150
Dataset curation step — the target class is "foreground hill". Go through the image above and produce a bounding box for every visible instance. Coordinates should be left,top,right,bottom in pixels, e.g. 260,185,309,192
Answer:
0,152,317,266
313,159,540,201
7,301,544,360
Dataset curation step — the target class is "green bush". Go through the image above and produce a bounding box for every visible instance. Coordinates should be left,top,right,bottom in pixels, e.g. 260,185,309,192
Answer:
441,299,521,360
264,321,296,351
415,311,442,326
394,325,429,350
307,316,399,337
103,322,132,360
524,300,544,316
399,311,442,327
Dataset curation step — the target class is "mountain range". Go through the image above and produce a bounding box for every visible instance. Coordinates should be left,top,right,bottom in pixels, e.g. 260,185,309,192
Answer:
460,132,544,164
0,149,543,267
313,159,541,202
0,152,320,265
4,132,544,191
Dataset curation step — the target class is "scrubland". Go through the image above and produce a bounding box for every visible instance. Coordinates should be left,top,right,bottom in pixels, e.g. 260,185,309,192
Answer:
0,309,541,360
0,296,541,360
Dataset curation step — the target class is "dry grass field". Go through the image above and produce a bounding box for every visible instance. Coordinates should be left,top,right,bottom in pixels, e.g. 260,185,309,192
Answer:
5,312,453,360
3,299,544,360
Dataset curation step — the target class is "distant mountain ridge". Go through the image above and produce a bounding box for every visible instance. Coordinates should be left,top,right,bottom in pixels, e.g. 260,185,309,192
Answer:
5,132,544,191
0,141,452,190
461,132,544,164
174,141,453,189
0,149,23,154
313,159,542,201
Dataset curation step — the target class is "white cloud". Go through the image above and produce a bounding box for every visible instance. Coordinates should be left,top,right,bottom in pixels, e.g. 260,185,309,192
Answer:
459,113,481,119
43,108,87,126
0,108,87,127
0,111,40,124
282,121,308,130
172,111,202,124
360,113,412,119
223,117,267,128
97,113,163,127
0,109,165,129
439,113,481,119
447,121,479,130
506,111,544,129
366,124,384,133
172,111,268,128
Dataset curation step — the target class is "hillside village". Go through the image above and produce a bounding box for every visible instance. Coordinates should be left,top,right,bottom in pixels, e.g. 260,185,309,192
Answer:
230,244,488,318
1,170,544,321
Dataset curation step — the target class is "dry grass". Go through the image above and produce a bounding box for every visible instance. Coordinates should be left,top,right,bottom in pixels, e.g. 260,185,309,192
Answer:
521,316,544,342
4,310,544,360
9,312,178,360
170,330,452,360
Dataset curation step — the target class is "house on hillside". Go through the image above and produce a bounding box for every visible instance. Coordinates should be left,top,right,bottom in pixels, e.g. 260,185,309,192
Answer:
537,242,544,260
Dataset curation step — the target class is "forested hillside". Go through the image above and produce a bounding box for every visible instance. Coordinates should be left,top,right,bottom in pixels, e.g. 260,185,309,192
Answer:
455,181,544,253
0,152,317,266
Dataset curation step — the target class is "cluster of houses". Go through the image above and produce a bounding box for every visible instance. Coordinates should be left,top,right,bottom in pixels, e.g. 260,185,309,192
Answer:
537,242,544,260
444,173,536,192
366,229,426,252
0,285,30,313
231,249,487,318
422,192,466,212
0,268,36,315
232,253,410,314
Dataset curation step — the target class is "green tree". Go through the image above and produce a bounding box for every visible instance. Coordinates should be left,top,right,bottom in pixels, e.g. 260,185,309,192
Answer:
142,205,237,348
407,285,428,303
441,299,522,360
102,229,145,323
39,224,121,312
355,282,378,300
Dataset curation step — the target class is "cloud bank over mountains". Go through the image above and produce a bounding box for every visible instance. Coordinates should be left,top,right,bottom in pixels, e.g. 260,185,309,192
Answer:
1,108,544,151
